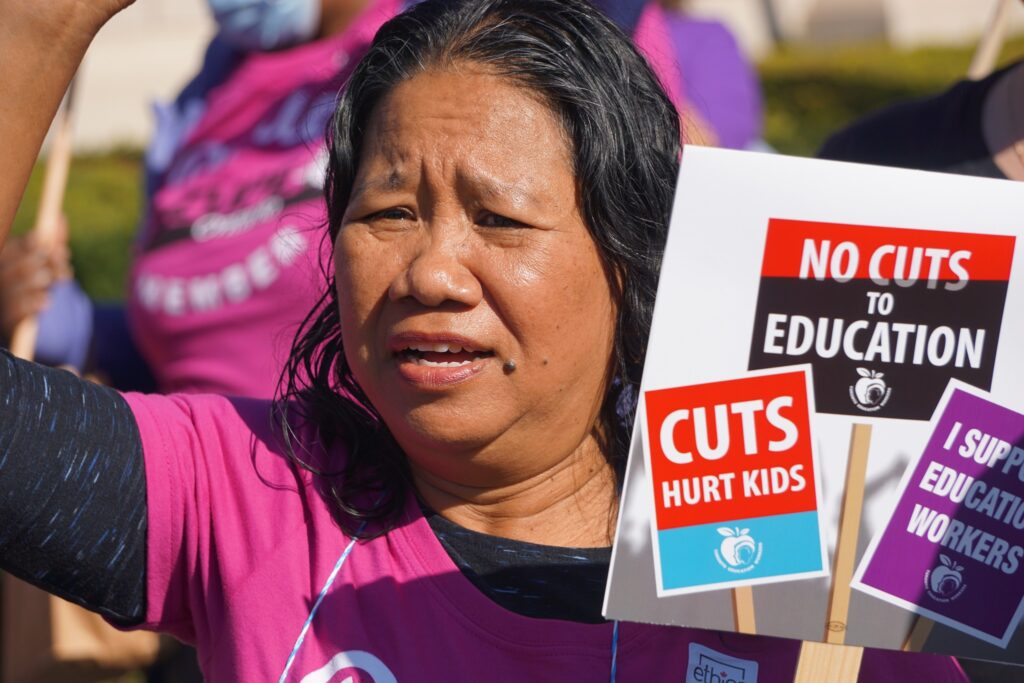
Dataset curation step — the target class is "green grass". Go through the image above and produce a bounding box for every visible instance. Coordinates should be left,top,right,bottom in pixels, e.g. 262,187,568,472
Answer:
13,150,141,301
11,38,1024,300
761,37,1024,156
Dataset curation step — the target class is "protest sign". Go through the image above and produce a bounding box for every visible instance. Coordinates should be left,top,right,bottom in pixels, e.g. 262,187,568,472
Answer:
748,219,1014,420
853,382,1024,648
746,218,1015,643
604,147,1024,667
643,367,827,596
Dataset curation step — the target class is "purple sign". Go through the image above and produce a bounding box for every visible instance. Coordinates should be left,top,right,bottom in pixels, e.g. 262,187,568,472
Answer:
853,383,1024,647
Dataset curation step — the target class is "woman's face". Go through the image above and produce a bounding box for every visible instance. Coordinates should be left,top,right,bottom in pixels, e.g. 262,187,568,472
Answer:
335,66,617,485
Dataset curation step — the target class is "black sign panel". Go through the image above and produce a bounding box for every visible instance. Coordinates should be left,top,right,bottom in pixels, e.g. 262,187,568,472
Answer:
748,219,1015,420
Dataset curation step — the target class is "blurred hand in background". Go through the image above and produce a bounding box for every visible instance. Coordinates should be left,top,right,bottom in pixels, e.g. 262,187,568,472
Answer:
0,217,72,343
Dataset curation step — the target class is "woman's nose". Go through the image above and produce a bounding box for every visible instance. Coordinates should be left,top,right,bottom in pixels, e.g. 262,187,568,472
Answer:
388,228,482,308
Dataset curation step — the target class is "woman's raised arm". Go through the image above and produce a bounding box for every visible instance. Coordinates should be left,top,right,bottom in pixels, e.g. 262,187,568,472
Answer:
0,1,134,240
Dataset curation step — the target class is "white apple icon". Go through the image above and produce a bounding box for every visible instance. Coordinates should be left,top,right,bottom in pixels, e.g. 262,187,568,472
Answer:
718,527,757,567
928,554,964,599
854,368,887,406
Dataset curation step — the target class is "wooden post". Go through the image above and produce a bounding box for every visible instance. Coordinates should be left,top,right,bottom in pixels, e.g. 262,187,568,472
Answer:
732,586,757,634
825,423,872,644
902,617,934,653
793,424,872,682
968,0,1014,80
793,642,863,683
8,79,77,360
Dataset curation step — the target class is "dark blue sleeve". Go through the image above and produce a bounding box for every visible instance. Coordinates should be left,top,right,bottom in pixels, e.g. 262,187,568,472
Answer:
32,284,158,393
817,68,1003,171
92,304,158,393
0,350,146,625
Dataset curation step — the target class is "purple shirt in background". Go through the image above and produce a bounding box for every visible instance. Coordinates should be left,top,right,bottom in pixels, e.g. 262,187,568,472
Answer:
665,14,764,150
35,279,92,370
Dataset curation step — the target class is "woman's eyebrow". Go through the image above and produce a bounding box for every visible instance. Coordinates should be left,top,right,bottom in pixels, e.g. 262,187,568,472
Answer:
469,173,544,209
352,170,409,196
352,169,545,210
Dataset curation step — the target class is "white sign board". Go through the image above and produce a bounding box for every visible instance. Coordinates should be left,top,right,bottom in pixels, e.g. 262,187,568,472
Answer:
604,147,1024,664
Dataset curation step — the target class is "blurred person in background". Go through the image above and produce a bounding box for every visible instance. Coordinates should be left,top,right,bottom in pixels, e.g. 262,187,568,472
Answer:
597,0,766,149
819,58,1024,181
12,0,403,398
658,0,766,150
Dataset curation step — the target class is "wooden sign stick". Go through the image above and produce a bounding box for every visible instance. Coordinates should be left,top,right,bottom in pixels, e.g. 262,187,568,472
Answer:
732,586,757,634
794,424,872,682
968,0,1013,80
8,77,78,361
825,423,872,644
794,641,863,683
902,615,935,653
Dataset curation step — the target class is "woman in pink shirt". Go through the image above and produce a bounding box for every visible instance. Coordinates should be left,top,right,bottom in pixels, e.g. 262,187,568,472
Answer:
0,0,967,681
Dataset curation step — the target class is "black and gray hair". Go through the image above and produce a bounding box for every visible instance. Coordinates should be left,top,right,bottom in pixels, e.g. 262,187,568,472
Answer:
275,0,681,535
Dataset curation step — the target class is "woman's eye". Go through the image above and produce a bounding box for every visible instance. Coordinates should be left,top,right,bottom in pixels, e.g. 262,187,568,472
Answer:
367,208,413,221
478,212,525,229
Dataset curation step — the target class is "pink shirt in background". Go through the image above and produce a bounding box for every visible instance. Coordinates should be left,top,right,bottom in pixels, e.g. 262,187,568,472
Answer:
634,2,686,114
127,0,400,397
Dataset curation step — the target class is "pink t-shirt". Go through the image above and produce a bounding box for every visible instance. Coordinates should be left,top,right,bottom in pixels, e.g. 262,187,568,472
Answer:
127,0,400,397
125,392,966,683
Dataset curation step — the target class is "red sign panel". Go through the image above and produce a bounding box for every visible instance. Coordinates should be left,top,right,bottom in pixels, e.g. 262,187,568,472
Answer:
645,369,817,531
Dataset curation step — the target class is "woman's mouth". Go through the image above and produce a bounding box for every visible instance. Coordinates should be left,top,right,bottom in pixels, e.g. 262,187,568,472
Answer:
392,340,495,387
397,342,494,367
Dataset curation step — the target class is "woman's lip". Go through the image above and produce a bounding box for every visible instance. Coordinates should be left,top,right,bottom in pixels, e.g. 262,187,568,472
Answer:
386,331,491,354
394,354,491,388
387,331,496,388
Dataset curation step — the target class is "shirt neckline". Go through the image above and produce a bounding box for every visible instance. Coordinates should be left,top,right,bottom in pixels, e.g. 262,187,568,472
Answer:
389,492,650,653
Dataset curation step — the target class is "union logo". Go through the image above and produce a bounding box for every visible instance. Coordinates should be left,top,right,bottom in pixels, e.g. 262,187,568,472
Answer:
924,554,966,603
849,367,891,412
714,526,763,573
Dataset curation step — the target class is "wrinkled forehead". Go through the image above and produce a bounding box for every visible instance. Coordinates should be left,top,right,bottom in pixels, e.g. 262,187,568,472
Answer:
353,66,576,201
364,61,569,150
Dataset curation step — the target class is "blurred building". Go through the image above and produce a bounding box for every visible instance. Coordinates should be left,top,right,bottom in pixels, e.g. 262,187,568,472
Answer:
70,0,213,152
679,0,1024,59
63,0,1024,151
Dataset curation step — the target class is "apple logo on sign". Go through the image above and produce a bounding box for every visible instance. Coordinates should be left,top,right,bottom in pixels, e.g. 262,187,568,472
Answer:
924,554,966,603
714,527,762,573
849,368,891,412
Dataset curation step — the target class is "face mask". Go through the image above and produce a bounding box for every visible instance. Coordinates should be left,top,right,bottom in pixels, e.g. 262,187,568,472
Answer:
207,0,322,51
590,0,648,35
